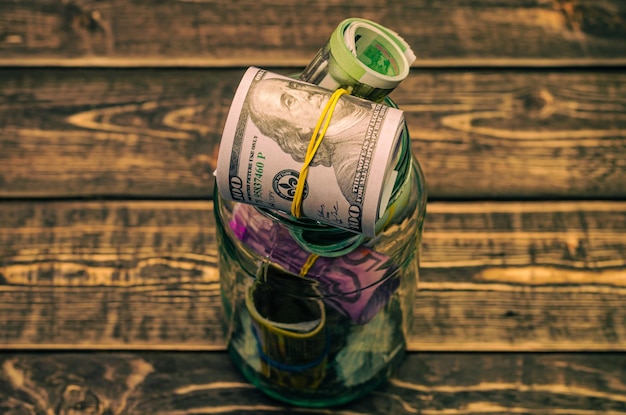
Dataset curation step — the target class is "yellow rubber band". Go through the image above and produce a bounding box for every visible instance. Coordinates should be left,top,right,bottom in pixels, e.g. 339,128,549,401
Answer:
291,88,350,218
300,253,320,277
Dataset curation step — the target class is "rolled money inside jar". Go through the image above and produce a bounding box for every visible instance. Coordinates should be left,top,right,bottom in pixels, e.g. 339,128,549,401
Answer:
230,203,400,324
246,275,328,390
299,18,416,102
215,67,405,237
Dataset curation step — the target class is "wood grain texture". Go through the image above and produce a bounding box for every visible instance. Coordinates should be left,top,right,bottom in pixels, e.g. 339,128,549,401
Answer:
0,68,624,199
1,0,623,409
1,352,625,414
0,200,624,351
0,68,231,198
1,0,625,66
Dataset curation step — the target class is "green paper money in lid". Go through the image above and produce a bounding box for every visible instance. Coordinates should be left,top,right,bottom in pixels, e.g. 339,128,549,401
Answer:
299,18,416,102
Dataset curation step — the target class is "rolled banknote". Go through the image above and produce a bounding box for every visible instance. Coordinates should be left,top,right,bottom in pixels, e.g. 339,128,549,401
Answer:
215,67,405,237
299,18,416,102
230,203,399,324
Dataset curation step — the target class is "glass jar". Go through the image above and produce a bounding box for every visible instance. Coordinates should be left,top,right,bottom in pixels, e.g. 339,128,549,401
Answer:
214,99,427,407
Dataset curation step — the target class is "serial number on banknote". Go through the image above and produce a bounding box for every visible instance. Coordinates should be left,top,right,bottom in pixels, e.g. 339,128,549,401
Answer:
253,153,265,200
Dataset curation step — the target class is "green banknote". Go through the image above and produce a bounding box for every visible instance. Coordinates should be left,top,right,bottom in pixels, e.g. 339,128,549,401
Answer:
299,18,416,102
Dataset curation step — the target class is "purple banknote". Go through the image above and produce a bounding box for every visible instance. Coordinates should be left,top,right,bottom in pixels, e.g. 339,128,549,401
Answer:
229,204,399,324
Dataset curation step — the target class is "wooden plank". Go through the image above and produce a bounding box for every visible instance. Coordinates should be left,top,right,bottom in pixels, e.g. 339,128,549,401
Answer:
0,200,624,351
1,0,625,67
395,69,626,198
1,352,625,414
0,68,624,199
0,68,235,198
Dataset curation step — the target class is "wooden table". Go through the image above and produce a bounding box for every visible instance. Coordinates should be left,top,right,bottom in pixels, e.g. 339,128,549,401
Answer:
1,1,625,413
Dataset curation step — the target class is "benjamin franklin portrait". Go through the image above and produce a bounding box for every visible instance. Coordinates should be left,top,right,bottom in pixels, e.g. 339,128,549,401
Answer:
243,78,376,205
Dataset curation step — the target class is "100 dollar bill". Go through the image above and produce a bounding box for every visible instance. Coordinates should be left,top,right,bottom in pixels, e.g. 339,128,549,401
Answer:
215,67,405,237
